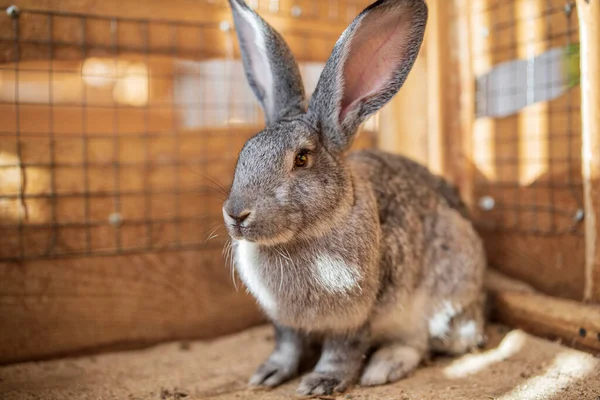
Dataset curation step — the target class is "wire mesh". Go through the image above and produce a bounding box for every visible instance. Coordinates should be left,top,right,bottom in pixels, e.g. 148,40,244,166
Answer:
0,3,376,261
470,0,584,236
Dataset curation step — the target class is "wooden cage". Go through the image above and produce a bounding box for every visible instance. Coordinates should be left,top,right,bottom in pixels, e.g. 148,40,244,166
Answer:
0,0,599,367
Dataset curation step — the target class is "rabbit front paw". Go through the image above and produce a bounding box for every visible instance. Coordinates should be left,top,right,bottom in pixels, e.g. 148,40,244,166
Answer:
296,327,368,395
249,359,297,388
360,344,422,386
296,371,352,396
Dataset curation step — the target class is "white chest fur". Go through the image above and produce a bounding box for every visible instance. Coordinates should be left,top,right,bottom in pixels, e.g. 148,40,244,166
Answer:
313,254,361,294
235,240,363,320
235,240,278,314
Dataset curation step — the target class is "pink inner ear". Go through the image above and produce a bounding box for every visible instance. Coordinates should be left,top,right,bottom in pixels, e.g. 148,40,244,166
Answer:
340,8,413,121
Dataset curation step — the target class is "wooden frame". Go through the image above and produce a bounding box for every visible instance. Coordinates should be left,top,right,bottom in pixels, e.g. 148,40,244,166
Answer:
577,0,600,302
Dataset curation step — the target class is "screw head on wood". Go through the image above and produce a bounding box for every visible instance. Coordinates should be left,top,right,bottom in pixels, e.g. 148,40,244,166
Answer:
564,2,575,17
479,196,496,211
108,212,122,226
6,5,20,18
291,5,302,17
219,21,231,32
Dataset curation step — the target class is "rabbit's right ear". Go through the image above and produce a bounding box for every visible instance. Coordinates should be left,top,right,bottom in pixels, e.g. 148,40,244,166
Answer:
229,0,307,125
308,0,427,153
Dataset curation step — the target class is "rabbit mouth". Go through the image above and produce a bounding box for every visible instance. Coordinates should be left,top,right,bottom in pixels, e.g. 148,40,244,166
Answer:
222,206,297,245
229,225,296,246
226,223,247,241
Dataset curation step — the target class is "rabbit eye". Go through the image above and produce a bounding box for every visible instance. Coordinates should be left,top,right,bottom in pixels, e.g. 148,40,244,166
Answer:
294,150,309,168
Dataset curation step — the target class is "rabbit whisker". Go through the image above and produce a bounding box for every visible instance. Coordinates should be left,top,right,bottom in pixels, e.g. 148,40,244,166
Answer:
223,239,238,291
205,224,224,243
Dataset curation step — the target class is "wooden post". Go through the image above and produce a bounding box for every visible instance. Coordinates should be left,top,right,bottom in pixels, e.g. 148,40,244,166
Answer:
456,0,475,208
577,0,600,303
426,0,448,177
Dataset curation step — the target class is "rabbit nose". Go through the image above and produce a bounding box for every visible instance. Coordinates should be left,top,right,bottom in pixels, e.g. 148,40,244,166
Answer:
224,198,252,225
228,210,251,224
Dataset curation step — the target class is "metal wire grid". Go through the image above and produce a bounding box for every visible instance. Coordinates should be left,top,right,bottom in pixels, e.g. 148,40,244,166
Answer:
163,0,369,24
0,6,357,261
246,0,366,22
470,0,584,236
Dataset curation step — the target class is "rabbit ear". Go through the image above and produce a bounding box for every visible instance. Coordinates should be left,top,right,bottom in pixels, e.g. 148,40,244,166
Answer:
308,0,427,152
229,0,307,125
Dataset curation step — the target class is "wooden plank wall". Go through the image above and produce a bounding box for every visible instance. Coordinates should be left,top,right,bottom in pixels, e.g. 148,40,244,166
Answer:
448,0,588,301
0,0,377,364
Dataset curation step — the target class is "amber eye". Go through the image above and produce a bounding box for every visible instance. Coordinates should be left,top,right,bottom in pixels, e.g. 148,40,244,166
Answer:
294,150,309,168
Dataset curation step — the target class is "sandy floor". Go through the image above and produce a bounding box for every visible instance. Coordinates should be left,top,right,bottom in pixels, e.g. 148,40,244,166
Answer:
1,324,599,400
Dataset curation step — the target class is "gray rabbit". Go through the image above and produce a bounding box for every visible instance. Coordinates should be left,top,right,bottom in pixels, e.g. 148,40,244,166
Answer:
222,0,487,395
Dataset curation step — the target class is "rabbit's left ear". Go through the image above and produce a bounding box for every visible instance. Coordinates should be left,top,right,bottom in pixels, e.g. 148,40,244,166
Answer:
308,0,428,153
229,0,307,125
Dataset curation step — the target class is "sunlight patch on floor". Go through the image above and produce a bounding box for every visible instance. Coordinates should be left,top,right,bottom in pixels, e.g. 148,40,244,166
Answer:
443,330,526,379
498,351,600,399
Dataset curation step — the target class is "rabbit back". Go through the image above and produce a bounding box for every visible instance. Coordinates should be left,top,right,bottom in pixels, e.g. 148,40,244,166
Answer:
348,149,486,349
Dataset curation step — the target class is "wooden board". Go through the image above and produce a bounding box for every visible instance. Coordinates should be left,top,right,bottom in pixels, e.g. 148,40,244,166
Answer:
493,291,600,353
486,268,600,353
454,0,475,208
481,232,586,301
425,0,450,178
0,248,266,365
576,0,600,303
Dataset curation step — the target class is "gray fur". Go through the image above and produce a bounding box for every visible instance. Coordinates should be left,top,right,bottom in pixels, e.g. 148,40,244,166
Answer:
228,0,306,124
224,0,486,395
